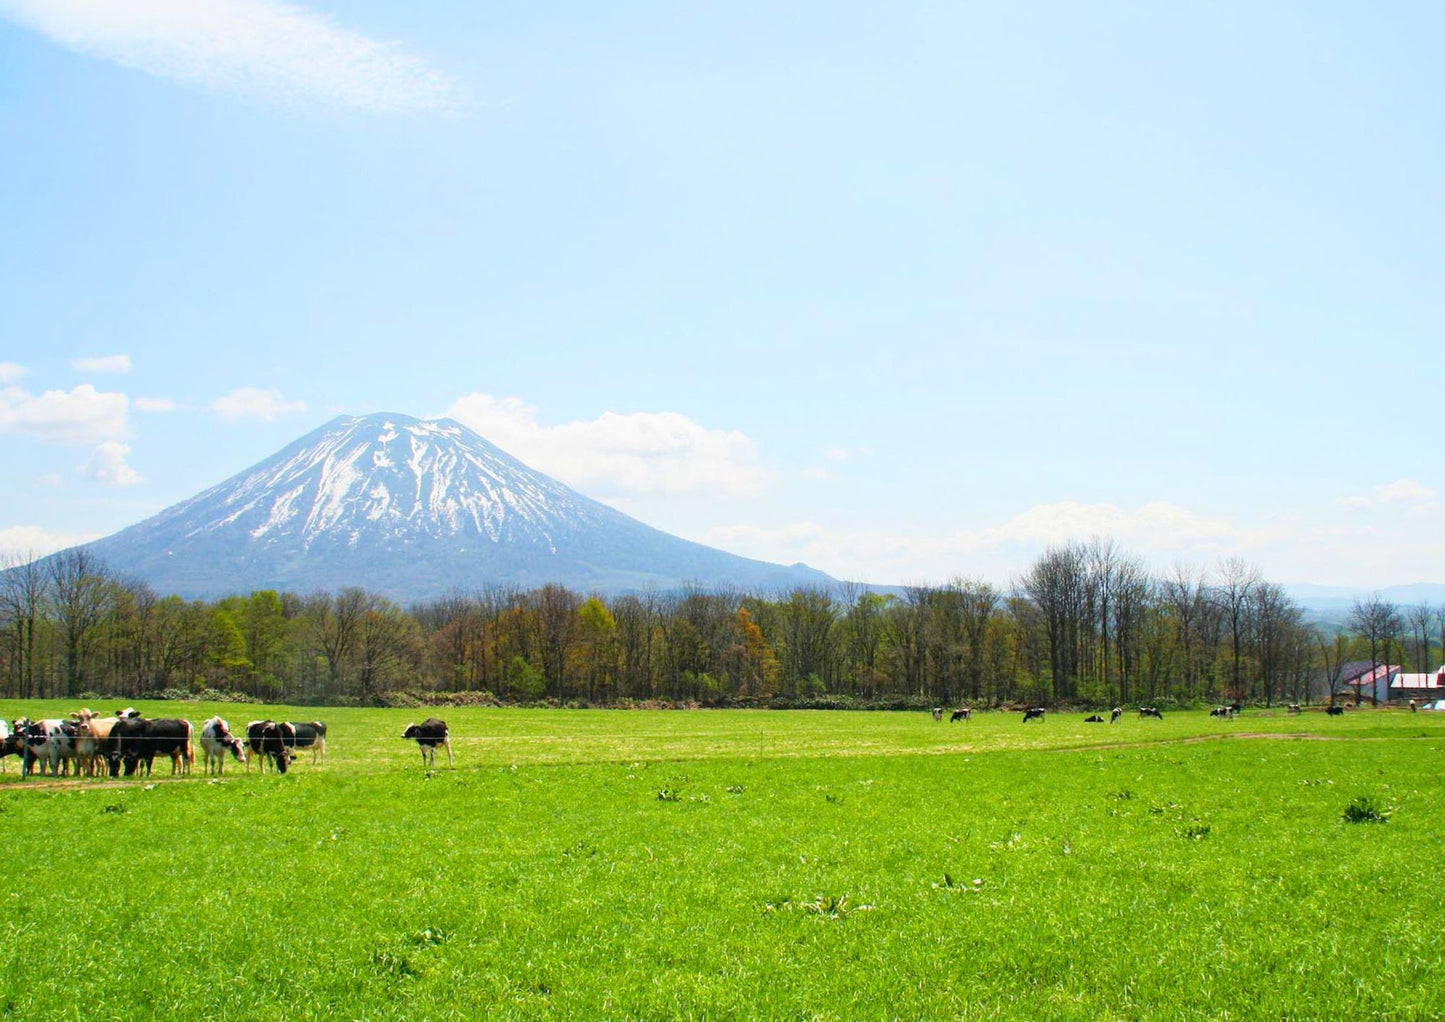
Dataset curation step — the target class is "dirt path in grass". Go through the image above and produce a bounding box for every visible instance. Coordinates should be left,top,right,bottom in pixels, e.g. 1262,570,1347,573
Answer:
1061,731,1347,753
0,774,221,792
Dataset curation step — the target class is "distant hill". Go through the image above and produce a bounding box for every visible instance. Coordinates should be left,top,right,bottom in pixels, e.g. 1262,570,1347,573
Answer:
65,413,835,601
1288,584,1445,615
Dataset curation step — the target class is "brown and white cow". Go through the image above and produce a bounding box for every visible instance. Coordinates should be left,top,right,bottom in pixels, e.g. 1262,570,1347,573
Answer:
71,708,118,777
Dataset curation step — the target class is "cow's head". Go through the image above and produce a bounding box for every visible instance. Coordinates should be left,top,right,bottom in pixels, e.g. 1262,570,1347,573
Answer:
402,724,419,741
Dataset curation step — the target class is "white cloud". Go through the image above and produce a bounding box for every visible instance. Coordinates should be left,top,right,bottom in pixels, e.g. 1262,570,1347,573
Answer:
823,445,873,462
0,0,460,113
990,500,1235,549
1337,479,1438,510
80,441,142,486
135,397,178,412
445,393,767,498
71,353,132,374
0,362,25,384
704,501,1242,585
0,383,130,444
0,525,102,561
213,387,306,421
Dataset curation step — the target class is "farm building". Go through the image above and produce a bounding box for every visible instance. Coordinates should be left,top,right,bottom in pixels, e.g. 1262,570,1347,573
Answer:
1341,661,1400,704
1390,666,1445,702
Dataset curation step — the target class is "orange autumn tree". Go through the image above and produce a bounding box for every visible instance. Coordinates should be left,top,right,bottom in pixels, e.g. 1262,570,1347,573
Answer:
729,607,780,698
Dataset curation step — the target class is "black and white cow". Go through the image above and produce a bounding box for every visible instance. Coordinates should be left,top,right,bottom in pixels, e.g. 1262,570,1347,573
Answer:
1084,714,1104,723
1110,707,1122,723
1326,705,1345,717
1138,707,1163,720
18,718,78,777
402,718,452,767
950,708,972,722
200,716,246,775
245,720,293,774
282,721,327,765
931,707,943,722
1021,707,1046,723
109,717,194,777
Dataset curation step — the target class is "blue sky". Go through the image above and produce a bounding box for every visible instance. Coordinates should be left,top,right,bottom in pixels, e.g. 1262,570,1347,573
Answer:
2,0,1441,589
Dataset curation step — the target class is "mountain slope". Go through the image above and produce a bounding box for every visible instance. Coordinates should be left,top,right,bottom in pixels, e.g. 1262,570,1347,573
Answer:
80,413,833,600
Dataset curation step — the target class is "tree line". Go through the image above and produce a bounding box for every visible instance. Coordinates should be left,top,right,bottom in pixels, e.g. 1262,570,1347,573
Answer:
2,542,1441,707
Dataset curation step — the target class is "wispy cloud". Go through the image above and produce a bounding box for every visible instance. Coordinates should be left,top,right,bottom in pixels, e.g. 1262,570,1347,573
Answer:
71,353,132,374
80,440,142,486
134,397,178,412
0,383,131,445
704,501,1240,584
213,387,305,421
445,393,767,499
1337,479,1438,510
0,525,103,561
0,0,461,113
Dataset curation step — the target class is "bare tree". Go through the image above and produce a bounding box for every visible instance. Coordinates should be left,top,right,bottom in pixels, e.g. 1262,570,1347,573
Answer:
0,551,49,698
355,596,422,698
1408,603,1434,672
1018,545,1089,701
48,548,112,697
307,588,368,697
1215,557,1260,703
1348,594,1400,705
1162,564,1209,699
1314,627,1349,706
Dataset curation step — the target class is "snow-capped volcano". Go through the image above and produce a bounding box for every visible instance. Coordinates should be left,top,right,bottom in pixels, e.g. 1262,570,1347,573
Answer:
79,413,833,600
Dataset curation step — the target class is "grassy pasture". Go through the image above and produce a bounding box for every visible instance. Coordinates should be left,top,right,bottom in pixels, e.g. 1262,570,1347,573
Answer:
2,703,1444,1020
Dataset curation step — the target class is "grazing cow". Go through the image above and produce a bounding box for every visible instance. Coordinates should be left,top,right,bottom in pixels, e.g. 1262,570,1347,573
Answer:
1228,702,1243,715
1327,705,1345,717
1138,707,1163,720
1110,707,1122,724
402,718,452,767
18,718,78,777
71,708,118,777
1021,707,1046,723
1209,706,1235,719
110,718,194,777
245,720,293,774
1288,703,1302,715
1084,714,1104,723
200,717,246,775
282,721,327,765
950,708,972,722
931,707,943,722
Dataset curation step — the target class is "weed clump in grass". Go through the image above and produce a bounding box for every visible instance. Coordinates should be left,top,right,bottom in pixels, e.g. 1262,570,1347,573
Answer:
1342,795,1391,824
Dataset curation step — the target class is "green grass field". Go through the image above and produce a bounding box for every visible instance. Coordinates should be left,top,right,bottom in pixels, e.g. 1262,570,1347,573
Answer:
3,703,1443,1020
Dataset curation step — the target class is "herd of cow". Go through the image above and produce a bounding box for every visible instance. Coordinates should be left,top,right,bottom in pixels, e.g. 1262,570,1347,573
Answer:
0,709,326,779
931,703,1259,724
0,710,455,780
